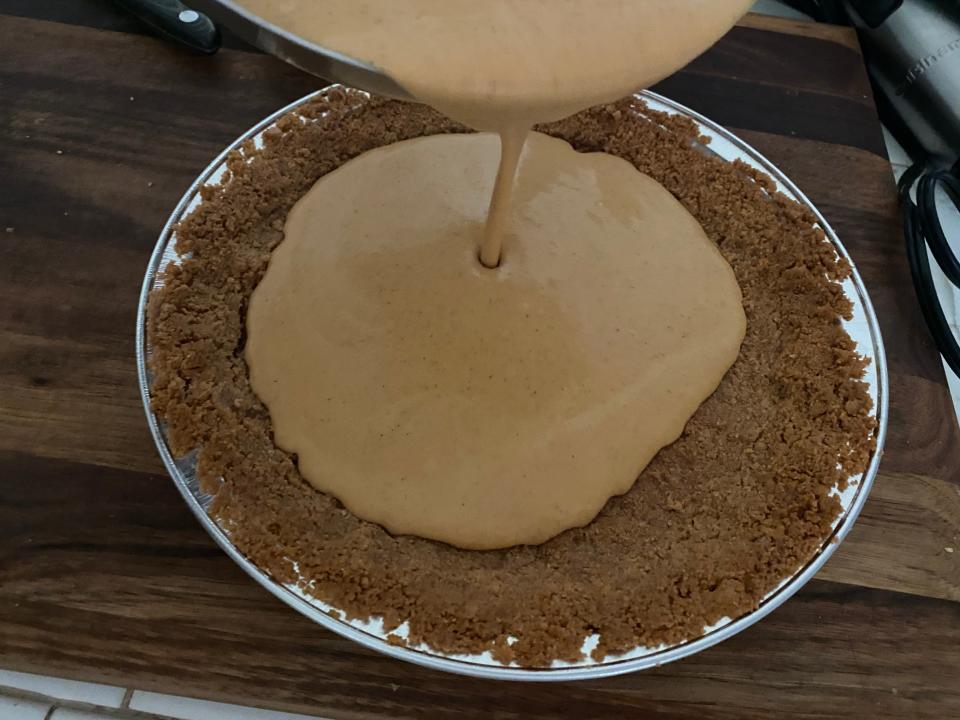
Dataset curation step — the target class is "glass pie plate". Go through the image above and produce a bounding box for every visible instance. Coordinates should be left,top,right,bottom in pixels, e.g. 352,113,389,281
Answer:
136,86,889,681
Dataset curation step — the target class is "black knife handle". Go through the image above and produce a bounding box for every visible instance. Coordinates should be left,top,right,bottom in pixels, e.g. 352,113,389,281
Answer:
113,0,220,54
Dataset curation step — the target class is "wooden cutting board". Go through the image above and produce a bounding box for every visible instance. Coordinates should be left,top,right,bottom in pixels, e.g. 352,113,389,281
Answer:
1,6,958,719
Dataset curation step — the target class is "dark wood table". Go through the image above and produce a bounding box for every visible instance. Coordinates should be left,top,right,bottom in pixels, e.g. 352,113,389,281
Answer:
1,3,958,718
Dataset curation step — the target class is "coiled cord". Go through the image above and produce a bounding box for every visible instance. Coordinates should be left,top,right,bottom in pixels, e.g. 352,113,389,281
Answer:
898,162,960,377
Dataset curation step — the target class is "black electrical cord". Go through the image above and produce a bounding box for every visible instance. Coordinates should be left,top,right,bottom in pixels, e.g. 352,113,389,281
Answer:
898,161,960,377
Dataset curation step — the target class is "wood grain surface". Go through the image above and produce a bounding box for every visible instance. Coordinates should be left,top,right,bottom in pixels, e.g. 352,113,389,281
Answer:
1,5,959,719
